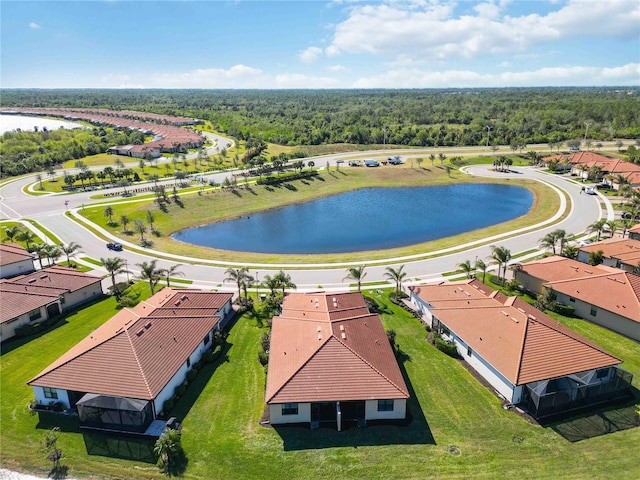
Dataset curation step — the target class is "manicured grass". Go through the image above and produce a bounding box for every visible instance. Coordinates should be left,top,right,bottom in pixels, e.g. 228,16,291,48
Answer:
78,167,562,265
2,288,638,479
57,261,93,272
23,219,63,245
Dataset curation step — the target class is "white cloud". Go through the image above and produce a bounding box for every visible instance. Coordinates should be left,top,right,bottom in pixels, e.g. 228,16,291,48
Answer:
498,61,510,67
327,64,347,72
28,22,41,30
351,63,640,88
150,65,267,88
299,46,323,63
275,73,340,88
327,0,640,60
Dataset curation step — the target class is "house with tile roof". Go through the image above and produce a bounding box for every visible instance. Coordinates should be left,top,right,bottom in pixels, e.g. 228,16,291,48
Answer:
410,279,633,418
578,237,640,272
29,288,234,435
0,243,35,278
628,223,640,241
513,255,619,295
0,266,104,342
265,292,409,430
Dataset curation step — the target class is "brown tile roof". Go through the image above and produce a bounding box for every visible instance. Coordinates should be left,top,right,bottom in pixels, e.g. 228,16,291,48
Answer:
0,243,34,267
579,238,640,258
266,292,409,404
514,255,617,282
9,266,101,292
423,283,621,385
28,288,232,400
629,223,640,234
411,278,498,304
545,271,640,325
0,281,60,324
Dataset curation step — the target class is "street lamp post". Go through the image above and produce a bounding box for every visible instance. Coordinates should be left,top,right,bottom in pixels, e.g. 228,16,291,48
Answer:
255,271,259,300
486,125,492,148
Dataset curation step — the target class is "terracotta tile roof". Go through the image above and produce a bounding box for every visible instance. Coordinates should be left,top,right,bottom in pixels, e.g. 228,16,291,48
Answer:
266,292,409,404
0,281,59,323
28,288,232,400
545,271,640,325
514,255,617,282
579,238,640,258
0,243,34,267
411,278,497,305
9,266,101,292
423,283,621,385
629,223,640,234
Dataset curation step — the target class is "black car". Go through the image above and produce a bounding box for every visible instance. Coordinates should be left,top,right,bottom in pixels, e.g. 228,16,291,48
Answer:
106,242,123,251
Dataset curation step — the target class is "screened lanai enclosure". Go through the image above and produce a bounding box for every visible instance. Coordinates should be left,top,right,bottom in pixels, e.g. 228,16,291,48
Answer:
524,368,634,419
77,394,154,433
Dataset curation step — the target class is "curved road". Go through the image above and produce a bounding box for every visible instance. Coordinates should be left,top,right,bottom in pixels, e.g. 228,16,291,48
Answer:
0,144,609,292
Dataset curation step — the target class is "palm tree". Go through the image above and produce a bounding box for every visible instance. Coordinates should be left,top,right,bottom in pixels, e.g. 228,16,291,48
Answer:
619,218,636,238
224,267,249,300
262,274,280,299
133,219,147,243
457,260,473,279
588,219,607,241
561,244,580,260
3,225,22,243
474,258,487,283
162,264,184,287
343,266,367,292
274,270,296,296
17,229,38,250
60,241,81,267
153,428,184,475
489,245,511,286
146,210,156,233
552,229,568,254
42,244,62,266
136,259,162,295
104,206,115,225
120,215,130,233
384,265,407,300
539,232,558,254
605,219,618,238
101,257,128,295
32,243,47,268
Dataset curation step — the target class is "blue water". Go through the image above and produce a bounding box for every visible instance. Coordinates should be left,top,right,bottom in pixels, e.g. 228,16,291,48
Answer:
172,184,533,254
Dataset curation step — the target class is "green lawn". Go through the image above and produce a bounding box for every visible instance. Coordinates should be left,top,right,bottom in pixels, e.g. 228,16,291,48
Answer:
1,288,638,479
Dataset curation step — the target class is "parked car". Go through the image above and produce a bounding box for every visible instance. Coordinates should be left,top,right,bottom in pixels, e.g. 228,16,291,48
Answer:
584,187,596,195
388,155,402,165
106,242,123,251
364,159,380,167
348,160,362,167
596,183,612,190
336,159,344,165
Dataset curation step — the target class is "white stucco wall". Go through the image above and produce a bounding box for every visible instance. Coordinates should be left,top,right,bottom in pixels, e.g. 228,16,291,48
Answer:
0,259,35,279
32,386,70,409
365,398,407,420
0,305,48,343
555,292,640,341
269,403,312,424
449,331,518,403
513,270,545,295
409,292,433,327
153,332,212,414
60,283,103,311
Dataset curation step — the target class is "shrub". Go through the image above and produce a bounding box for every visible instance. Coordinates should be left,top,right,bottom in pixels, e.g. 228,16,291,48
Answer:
434,337,458,357
201,350,214,364
258,351,269,366
553,304,576,316
52,402,65,412
186,369,197,382
163,397,175,412
175,383,187,397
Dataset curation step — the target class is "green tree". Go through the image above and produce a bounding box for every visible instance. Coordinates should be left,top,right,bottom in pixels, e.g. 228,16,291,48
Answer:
274,270,296,296
101,257,129,295
474,258,487,283
146,210,156,233
489,245,511,286
60,241,81,267
588,250,604,266
104,206,115,225
457,260,474,279
588,219,607,241
224,267,250,301
136,259,162,295
120,215,130,233
17,229,38,250
154,428,186,476
162,264,184,287
343,265,367,292
384,265,407,300
133,219,147,243
3,225,22,243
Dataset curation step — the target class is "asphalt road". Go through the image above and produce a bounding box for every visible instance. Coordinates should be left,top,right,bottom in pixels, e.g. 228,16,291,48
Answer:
0,142,610,292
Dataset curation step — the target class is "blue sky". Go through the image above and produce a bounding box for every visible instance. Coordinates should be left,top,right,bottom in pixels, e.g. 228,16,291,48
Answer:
2,0,639,88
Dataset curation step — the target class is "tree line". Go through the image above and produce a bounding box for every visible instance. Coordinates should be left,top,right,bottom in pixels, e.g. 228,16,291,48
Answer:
2,87,638,152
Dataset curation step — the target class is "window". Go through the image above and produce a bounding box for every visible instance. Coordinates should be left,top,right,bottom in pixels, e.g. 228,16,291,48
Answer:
43,387,58,399
467,346,473,357
186,357,191,368
377,399,394,412
569,297,575,303
590,306,598,316
29,309,42,321
204,332,211,346
596,368,609,379
282,403,298,415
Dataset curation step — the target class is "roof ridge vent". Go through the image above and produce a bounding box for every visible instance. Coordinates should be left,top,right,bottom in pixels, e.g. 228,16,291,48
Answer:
517,307,525,313
341,332,346,340
340,325,345,331
500,310,509,316
136,329,145,337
